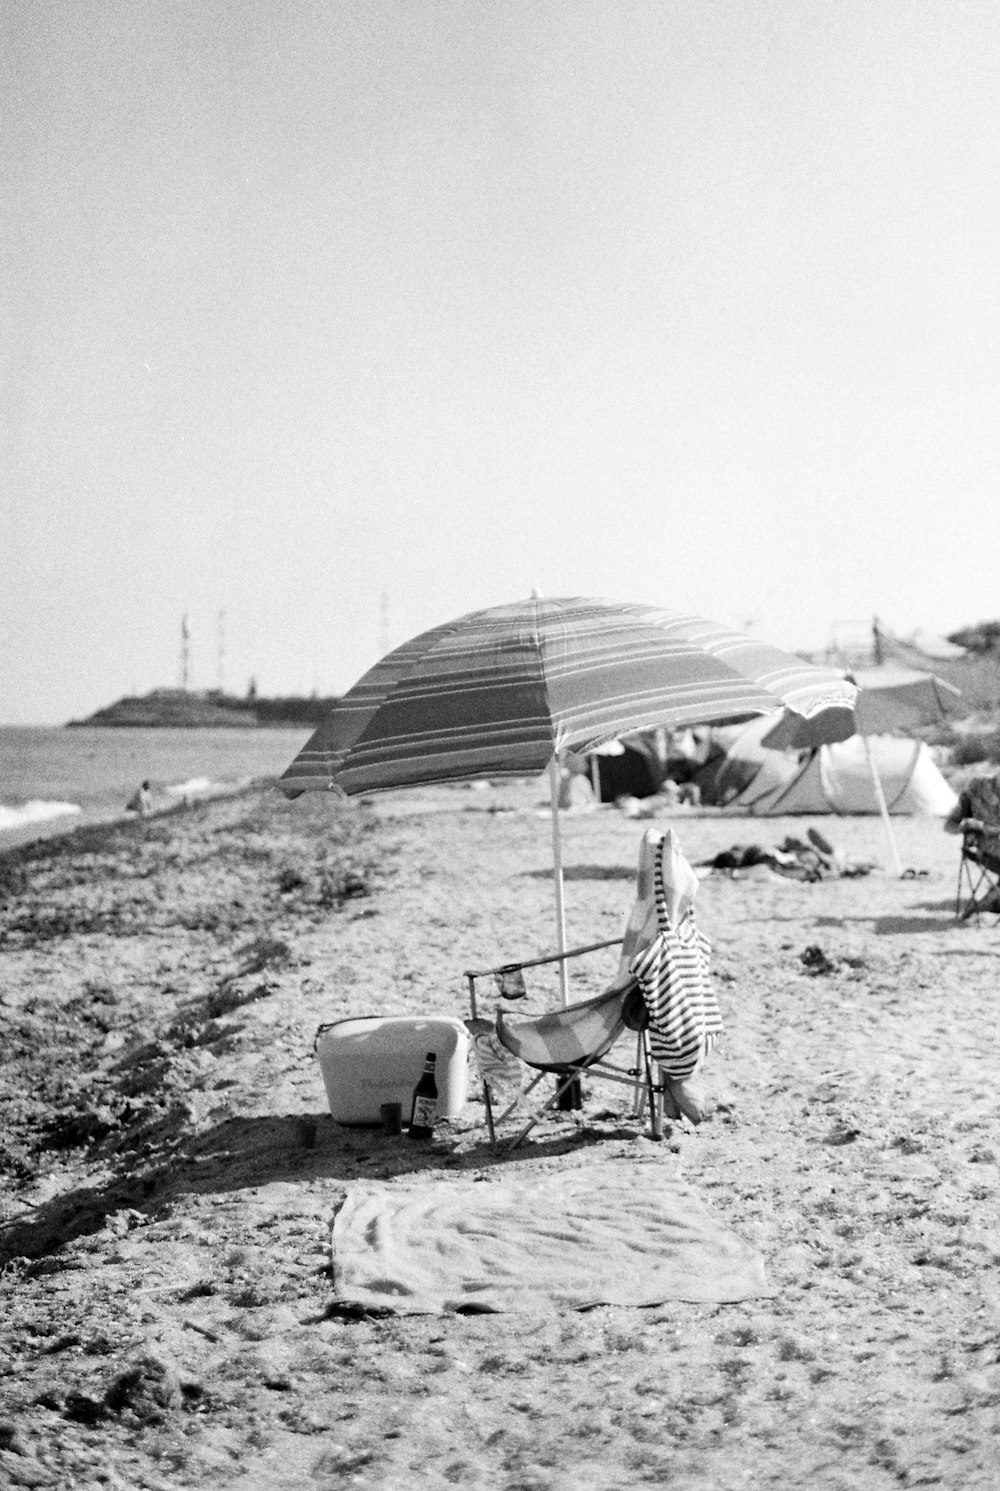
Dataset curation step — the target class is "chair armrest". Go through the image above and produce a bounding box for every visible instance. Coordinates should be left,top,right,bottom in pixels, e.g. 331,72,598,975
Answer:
962,821,1000,843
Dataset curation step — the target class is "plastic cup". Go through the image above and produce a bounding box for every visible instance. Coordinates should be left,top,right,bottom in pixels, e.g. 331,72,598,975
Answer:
380,1102,403,1136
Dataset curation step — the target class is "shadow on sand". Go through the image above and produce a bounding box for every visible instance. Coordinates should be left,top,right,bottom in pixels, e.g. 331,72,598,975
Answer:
811,898,972,937
523,864,635,882
1,1112,631,1267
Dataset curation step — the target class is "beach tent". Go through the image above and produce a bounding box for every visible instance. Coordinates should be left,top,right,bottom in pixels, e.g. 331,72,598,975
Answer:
693,719,957,818
690,719,799,809
761,737,957,817
587,733,667,802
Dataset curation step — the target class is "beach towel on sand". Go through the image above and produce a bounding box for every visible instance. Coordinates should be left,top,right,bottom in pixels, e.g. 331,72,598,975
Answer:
330,1162,769,1315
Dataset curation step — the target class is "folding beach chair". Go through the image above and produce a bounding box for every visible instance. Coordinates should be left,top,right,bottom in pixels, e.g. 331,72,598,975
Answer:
464,828,722,1148
464,941,665,1148
955,773,1000,921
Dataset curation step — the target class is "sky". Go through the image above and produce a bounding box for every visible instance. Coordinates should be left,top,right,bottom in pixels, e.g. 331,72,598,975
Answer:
3,0,999,724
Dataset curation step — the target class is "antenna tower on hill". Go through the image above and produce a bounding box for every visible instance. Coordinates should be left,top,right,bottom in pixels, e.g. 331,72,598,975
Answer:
180,614,191,691
217,610,226,693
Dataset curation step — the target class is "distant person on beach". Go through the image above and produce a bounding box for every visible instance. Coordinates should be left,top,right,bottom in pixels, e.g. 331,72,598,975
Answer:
127,780,153,818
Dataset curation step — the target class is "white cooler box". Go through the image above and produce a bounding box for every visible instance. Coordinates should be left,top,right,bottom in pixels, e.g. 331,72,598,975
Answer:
315,1015,471,1126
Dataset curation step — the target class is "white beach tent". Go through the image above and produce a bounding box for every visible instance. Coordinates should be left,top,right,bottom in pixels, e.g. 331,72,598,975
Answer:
753,736,957,817
694,718,957,820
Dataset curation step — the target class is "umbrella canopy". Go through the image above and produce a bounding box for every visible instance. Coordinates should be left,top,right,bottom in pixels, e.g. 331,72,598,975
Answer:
762,665,962,751
281,597,857,798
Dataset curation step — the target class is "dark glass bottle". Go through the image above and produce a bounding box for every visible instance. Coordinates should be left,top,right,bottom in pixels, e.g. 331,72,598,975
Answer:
407,1051,438,1140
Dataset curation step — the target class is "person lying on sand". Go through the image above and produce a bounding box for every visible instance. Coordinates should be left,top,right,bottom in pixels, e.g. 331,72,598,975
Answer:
701,830,874,881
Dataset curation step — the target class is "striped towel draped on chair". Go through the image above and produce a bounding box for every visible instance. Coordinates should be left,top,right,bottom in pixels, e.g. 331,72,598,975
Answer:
628,829,723,1079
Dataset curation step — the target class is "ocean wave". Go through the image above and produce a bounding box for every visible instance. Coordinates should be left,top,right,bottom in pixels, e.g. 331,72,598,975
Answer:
0,799,84,834
165,776,217,797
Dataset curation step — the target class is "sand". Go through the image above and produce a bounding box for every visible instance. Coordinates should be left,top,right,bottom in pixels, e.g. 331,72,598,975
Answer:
1,776,999,1490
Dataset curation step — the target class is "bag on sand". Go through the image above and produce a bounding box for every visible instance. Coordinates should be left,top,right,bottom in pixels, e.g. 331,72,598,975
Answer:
629,831,723,1081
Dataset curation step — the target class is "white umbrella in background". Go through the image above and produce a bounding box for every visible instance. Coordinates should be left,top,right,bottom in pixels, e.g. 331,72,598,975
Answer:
762,666,963,876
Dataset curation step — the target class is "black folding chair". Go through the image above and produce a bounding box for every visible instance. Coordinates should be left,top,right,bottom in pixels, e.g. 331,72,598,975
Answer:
955,774,1000,921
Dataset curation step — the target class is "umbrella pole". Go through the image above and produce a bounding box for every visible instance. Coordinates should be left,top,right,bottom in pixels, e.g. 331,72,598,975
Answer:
862,734,904,877
548,757,570,1005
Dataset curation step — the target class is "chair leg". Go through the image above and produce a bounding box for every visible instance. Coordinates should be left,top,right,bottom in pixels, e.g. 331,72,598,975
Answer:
956,852,973,920
956,844,1000,922
958,855,995,921
501,1050,674,1147
633,1031,647,1120
494,1067,548,1126
507,1068,584,1150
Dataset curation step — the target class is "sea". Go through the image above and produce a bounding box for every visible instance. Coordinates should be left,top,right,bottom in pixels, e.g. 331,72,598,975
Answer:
0,726,314,850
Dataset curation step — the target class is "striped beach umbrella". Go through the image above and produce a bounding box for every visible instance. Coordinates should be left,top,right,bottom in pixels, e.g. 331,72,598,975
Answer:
281,596,857,995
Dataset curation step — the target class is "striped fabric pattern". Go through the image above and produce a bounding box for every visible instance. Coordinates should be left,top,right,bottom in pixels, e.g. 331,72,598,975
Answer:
281,597,857,797
495,985,630,1072
629,835,722,1079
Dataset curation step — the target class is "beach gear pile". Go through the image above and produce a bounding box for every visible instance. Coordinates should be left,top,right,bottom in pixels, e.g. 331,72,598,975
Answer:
702,829,874,881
